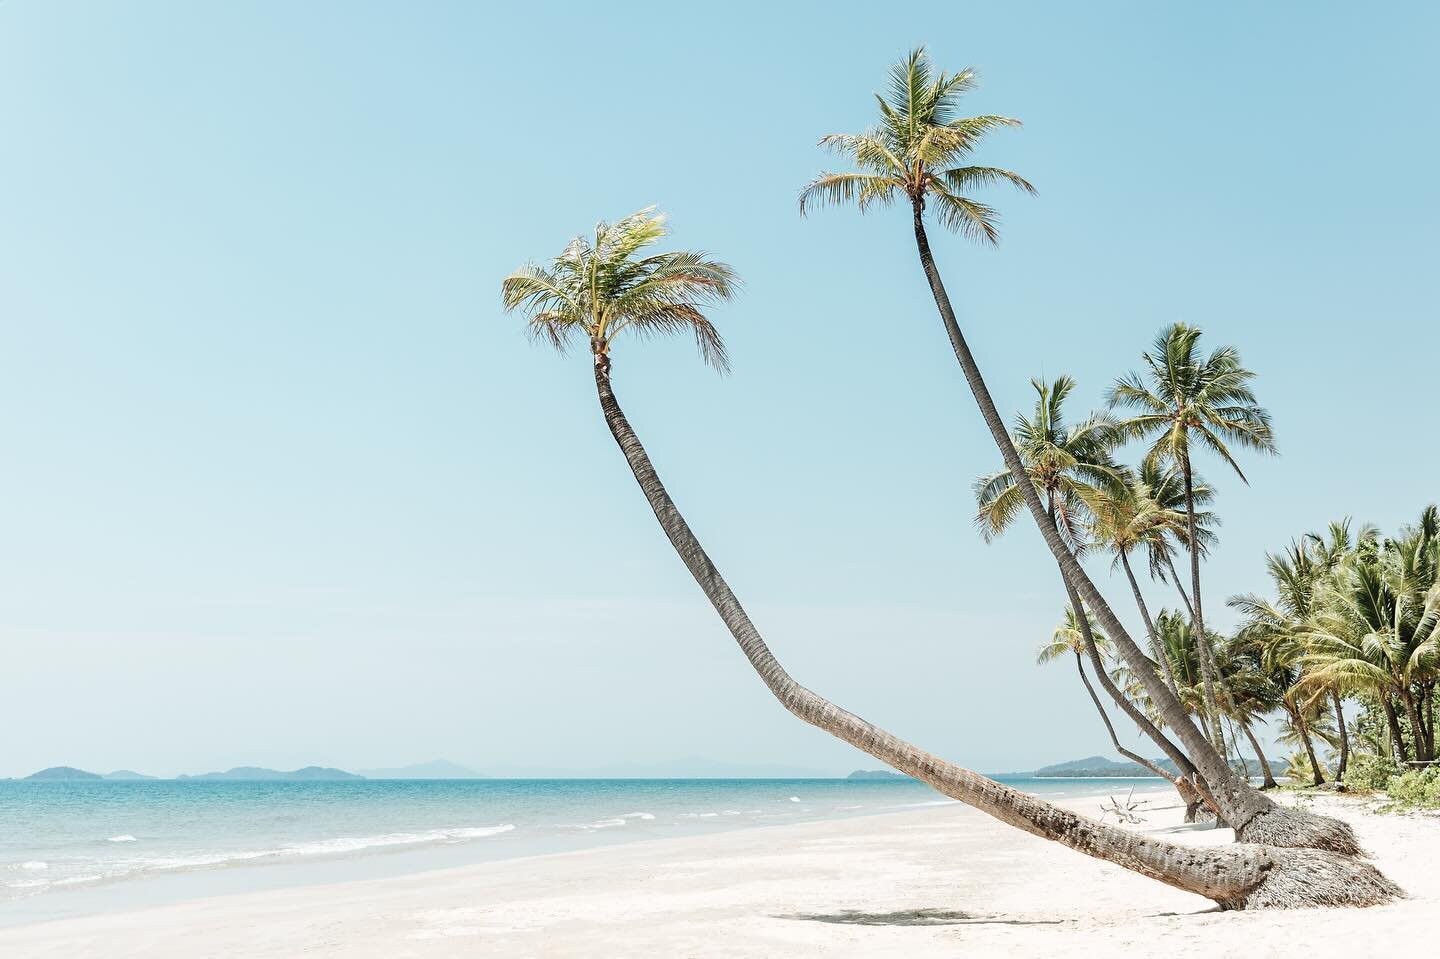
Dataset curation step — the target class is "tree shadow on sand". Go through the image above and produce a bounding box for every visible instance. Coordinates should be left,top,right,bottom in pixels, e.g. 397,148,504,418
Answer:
777,908,1065,927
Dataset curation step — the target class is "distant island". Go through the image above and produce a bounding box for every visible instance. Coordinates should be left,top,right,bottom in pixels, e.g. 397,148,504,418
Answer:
1024,755,1280,779
24,766,104,781
846,769,912,781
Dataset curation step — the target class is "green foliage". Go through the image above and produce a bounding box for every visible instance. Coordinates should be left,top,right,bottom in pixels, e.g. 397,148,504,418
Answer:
1345,753,1400,792
1385,767,1440,809
799,47,1033,242
500,208,738,371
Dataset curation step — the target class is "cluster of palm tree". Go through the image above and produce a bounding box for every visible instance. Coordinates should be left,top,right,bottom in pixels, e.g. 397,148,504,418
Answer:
501,47,1402,908
1231,510,1439,781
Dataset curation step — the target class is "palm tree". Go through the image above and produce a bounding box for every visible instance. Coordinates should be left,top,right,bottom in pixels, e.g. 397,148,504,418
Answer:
973,376,1121,551
1089,461,1217,699
504,208,1396,907
1231,543,1339,785
797,48,1349,853
970,378,1205,797
1110,323,1276,749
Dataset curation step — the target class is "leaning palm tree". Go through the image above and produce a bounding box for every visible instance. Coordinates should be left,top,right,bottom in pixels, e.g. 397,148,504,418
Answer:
797,47,1350,854
1110,323,1276,748
973,376,1121,551
504,207,1397,907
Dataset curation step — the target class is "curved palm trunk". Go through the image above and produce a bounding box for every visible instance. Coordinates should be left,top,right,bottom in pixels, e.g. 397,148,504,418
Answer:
1051,561,1217,815
1120,551,1181,699
1070,649,1212,820
590,360,1397,908
905,204,1362,854
1181,459,1227,749
1239,719,1278,789
1331,693,1349,782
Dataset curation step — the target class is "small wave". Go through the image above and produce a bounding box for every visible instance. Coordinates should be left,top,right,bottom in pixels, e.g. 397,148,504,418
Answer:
19,861,48,872
620,812,655,820
53,875,104,887
6,878,50,889
135,825,517,873
107,835,138,843
787,796,800,803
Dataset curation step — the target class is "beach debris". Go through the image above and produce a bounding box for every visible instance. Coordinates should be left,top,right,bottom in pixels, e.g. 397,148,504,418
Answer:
1099,787,1150,824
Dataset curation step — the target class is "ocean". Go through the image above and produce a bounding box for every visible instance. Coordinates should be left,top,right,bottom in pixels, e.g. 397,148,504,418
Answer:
0,776,1174,925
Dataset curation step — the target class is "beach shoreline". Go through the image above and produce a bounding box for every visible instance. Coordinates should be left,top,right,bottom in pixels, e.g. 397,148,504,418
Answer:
3,789,1434,958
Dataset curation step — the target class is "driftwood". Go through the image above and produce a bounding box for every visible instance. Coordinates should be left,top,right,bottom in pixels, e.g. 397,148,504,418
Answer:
1099,787,1151,824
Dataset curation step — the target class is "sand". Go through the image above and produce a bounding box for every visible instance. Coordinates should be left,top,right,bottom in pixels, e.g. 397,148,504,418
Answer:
3,790,1435,958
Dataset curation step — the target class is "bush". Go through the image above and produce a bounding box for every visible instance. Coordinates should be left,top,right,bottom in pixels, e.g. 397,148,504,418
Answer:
1385,767,1440,809
1346,754,1400,791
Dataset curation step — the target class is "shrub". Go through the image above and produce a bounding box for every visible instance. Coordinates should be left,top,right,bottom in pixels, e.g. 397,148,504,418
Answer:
1385,767,1440,809
1346,754,1400,791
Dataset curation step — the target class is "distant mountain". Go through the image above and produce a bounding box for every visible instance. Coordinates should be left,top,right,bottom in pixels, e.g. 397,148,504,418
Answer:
24,766,103,781
1026,755,1281,779
178,766,363,781
358,760,484,780
104,770,157,781
1031,756,1156,778
846,769,912,781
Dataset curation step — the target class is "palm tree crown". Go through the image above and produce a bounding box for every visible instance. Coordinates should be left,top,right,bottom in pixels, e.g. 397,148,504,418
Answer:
973,376,1121,550
500,208,738,373
1108,322,1276,480
798,47,1034,241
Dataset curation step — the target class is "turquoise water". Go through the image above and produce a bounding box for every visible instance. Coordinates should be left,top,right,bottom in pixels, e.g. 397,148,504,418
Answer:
0,776,1172,924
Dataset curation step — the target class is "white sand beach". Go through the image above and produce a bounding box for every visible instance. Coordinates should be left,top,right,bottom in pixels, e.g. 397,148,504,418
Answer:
3,790,1434,958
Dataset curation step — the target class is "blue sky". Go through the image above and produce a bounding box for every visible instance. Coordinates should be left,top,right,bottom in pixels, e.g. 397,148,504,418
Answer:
1,2,1436,777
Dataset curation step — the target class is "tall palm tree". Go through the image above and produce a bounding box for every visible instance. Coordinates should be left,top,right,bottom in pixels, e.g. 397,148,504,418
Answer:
973,376,1121,550
797,48,1348,853
1110,323,1276,749
503,208,1396,906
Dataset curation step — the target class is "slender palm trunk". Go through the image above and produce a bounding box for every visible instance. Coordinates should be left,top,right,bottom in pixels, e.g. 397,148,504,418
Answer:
1120,551,1180,699
1163,553,1196,619
1181,459,1226,748
1072,652,1174,783
1227,718,1250,779
590,358,1396,907
1290,704,1325,786
1053,561,1215,813
905,203,1361,853
1383,695,1410,763
1400,689,1430,763
1239,719,1278,789
1331,692,1349,782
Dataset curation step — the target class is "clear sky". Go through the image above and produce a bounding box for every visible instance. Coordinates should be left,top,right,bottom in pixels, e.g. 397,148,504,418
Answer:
1,2,1436,778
